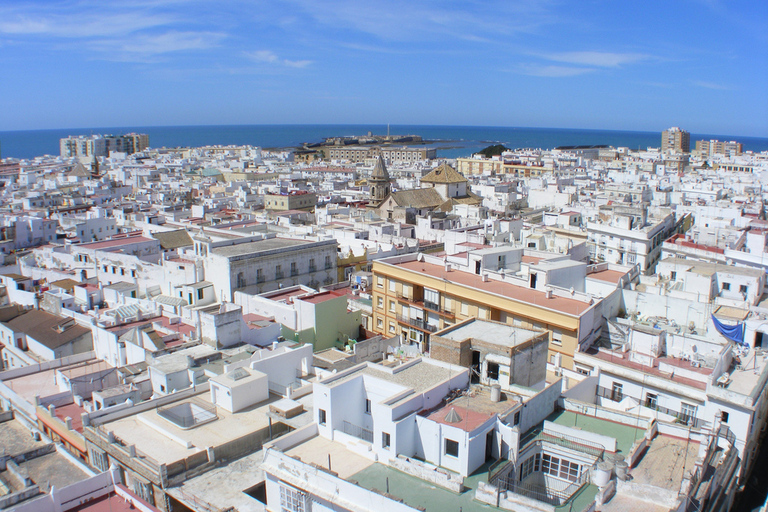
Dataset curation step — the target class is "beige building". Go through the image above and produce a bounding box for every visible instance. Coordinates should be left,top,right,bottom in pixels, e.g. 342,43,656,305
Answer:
456,157,551,177
327,145,435,163
370,252,626,375
661,127,690,153
695,139,743,156
264,191,317,211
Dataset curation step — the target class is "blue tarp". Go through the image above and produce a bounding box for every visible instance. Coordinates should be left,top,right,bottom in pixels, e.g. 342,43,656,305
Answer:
712,314,746,346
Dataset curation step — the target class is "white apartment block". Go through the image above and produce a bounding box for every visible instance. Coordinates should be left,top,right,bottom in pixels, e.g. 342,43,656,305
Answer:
587,207,675,272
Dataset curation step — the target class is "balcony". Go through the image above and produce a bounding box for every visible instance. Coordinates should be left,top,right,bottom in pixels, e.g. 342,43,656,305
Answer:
308,264,317,273
256,276,266,284
396,314,437,333
290,269,299,277
275,271,284,279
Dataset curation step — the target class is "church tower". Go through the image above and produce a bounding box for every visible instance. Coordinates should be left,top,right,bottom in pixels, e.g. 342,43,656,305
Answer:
368,155,391,204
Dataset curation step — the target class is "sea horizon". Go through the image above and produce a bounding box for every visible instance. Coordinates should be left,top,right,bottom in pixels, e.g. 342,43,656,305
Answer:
2,123,768,161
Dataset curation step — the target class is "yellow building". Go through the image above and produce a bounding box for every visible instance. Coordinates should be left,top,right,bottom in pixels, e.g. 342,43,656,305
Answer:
456,157,551,177
337,247,369,282
371,254,624,377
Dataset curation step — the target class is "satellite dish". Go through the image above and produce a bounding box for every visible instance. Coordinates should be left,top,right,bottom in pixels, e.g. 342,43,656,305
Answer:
692,345,698,353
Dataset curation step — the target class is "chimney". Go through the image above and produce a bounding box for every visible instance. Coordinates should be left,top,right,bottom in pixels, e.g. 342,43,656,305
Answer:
48,404,56,416
482,274,489,282
65,417,73,430
445,263,451,272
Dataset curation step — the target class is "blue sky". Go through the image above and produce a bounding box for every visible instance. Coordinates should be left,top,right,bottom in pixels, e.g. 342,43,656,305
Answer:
1,0,766,136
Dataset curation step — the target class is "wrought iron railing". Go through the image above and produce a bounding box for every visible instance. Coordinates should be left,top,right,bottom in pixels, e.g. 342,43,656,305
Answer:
520,427,605,460
395,314,437,332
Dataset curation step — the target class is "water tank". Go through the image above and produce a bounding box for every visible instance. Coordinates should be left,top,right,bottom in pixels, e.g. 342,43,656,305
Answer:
490,384,501,402
592,461,613,487
615,459,629,481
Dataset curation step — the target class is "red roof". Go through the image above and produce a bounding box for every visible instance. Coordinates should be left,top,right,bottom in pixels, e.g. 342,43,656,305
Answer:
423,403,493,432
394,260,592,316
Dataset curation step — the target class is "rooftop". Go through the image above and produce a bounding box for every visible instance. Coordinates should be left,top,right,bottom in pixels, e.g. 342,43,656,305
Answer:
436,319,542,349
100,391,313,465
328,359,465,402
4,309,91,350
587,268,628,284
390,259,592,316
210,237,320,258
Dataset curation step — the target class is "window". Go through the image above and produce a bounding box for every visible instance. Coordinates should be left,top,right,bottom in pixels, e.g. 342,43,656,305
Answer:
645,393,658,409
487,362,499,380
318,409,326,425
552,331,562,345
680,403,697,425
382,432,391,448
365,399,371,414
721,411,729,423
197,288,204,300
670,271,677,280
389,323,396,333
519,454,540,481
740,284,748,294
389,300,395,312
377,297,384,309
92,448,110,472
377,317,383,328
377,276,384,288
445,439,459,458
611,382,623,402
460,302,469,316
279,484,307,512
424,288,439,310
722,282,730,291
389,280,396,292
513,411,521,426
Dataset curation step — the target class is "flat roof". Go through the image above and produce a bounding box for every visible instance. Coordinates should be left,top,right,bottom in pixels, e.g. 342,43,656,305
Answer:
627,435,698,490
350,461,494,512
210,237,322,258
286,435,374,479
391,260,592,316
329,360,464,400
545,410,644,455
300,290,346,304
77,236,155,251
587,268,627,284
101,392,313,465
436,319,542,348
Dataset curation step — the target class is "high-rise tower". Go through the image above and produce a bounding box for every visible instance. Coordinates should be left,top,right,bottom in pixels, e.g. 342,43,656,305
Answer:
661,127,690,153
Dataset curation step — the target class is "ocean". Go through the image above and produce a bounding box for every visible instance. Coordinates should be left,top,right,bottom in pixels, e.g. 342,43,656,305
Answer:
1,124,768,160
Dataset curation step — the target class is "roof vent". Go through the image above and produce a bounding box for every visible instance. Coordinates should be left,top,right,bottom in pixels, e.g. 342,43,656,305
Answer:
444,408,462,423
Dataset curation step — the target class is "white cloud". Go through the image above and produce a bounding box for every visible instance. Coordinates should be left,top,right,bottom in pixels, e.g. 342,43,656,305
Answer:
247,50,280,63
692,80,731,90
245,50,313,69
542,51,651,68
519,64,595,77
93,31,225,57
